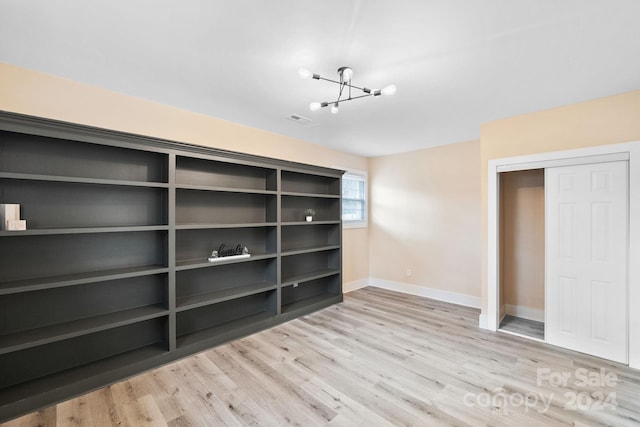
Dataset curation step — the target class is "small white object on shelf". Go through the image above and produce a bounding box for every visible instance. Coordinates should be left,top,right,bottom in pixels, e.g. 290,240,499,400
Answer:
6,219,27,231
0,204,25,230
304,208,315,222
207,245,250,262
208,253,251,263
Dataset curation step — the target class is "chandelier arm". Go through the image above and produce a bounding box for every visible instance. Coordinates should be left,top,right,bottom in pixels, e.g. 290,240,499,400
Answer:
327,93,374,105
315,75,369,93
346,83,367,92
315,76,342,85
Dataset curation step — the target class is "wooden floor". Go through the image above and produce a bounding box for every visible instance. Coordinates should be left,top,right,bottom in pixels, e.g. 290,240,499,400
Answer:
3,287,640,426
499,315,545,341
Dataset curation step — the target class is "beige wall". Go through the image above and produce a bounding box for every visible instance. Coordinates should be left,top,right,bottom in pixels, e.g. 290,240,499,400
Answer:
0,62,370,285
500,169,545,314
368,140,482,299
481,90,640,317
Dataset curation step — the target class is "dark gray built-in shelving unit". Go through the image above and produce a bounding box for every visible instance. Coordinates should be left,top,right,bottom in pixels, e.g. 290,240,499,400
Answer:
0,111,343,422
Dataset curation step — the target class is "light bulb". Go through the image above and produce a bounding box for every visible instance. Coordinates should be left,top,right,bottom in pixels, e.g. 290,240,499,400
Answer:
331,102,339,114
382,84,397,96
309,102,321,111
298,68,312,79
341,67,353,81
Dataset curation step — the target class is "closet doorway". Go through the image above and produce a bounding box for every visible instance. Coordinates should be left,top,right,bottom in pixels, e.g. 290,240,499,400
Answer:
498,162,628,364
487,143,639,366
499,169,545,341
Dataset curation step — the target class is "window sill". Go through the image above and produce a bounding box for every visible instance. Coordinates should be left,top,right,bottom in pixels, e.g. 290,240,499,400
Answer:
343,221,368,229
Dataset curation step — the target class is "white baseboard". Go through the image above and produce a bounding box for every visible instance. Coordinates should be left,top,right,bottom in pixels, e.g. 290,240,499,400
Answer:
478,313,489,330
504,304,544,322
368,278,481,309
343,278,369,293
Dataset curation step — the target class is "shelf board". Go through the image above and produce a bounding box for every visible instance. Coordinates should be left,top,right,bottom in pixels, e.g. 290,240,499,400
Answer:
176,282,276,311
176,184,276,195
281,191,341,199
0,171,169,188
176,311,274,349
281,293,340,315
0,306,168,355
176,253,276,271
281,220,341,226
281,245,341,256
0,265,169,296
0,225,169,236
281,268,341,286
176,222,277,230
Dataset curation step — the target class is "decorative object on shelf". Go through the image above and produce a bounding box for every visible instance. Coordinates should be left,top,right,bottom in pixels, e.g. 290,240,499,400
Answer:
208,243,251,262
304,208,316,222
298,66,396,114
0,204,27,231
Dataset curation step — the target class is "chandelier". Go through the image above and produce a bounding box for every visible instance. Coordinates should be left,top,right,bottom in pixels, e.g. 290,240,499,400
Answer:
298,66,397,114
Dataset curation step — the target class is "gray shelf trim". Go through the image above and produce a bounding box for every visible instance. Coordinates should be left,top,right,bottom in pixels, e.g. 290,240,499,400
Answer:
175,253,277,271
174,151,278,174
175,151,280,170
175,184,276,195
175,222,277,230
281,293,342,315
0,265,169,296
0,306,169,355
281,245,341,257
0,172,169,188
167,152,177,353
175,311,274,349
176,282,277,311
281,165,344,178
280,221,341,226
281,268,341,286
281,191,341,199
0,225,169,237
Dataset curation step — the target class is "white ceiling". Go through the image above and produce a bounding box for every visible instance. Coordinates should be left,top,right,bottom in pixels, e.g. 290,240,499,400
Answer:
1,1,639,157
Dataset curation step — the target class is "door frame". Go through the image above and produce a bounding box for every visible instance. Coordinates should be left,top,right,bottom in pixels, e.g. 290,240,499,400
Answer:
485,140,640,369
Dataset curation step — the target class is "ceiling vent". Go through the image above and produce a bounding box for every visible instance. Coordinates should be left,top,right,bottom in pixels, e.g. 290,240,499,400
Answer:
287,114,313,125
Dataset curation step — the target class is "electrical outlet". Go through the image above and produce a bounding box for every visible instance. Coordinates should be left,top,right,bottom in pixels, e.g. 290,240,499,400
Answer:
405,268,412,277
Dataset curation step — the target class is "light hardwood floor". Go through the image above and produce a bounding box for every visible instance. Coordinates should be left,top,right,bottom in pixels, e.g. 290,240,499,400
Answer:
3,287,640,426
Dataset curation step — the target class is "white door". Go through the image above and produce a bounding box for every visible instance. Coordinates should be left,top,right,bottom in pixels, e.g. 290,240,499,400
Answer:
545,161,628,363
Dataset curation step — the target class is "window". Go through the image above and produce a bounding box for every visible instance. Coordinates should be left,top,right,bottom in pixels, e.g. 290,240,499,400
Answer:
342,171,367,228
